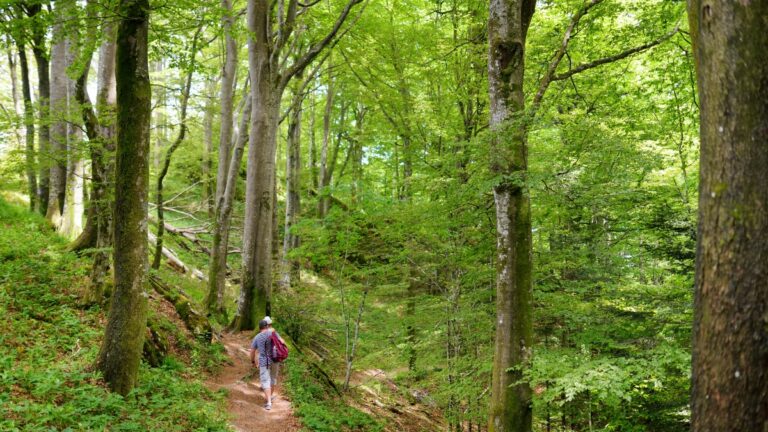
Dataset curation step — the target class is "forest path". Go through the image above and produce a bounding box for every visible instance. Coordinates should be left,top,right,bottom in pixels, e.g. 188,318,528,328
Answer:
206,332,301,432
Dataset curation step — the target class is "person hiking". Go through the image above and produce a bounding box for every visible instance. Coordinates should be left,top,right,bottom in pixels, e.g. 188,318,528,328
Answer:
263,316,287,395
250,319,276,410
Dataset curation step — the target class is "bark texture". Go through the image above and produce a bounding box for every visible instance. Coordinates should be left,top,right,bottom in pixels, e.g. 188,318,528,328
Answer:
487,0,535,431
689,1,768,430
95,0,151,396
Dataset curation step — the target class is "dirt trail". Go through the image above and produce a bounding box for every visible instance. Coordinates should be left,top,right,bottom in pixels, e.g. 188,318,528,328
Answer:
206,332,301,432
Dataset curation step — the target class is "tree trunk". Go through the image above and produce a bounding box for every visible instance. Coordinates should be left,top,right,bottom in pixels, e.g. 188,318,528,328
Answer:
487,0,535,431
46,4,68,226
95,0,151,396
343,287,367,391
30,12,50,215
204,0,238,321
8,50,22,149
18,45,37,212
689,1,768,430
61,28,85,240
152,59,166,170
206,91,251,320
350,105,365,204
214,0,237,210
309,91,319,191
280,89,303,288
202,77,216,219
318,69,334,218
232,0,279,330
87,19,118,302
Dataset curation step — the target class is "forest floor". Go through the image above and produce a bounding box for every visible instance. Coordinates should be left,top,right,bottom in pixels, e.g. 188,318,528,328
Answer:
206,332,301,432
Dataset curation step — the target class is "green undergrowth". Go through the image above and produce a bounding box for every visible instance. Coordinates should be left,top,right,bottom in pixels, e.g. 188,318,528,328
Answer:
284,354,383,432
0,196,229,431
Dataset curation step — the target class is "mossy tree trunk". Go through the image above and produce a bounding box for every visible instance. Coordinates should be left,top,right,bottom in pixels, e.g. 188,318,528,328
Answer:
487,0,535,431
88,20,118,302
688,1,768,430
95,0,151,396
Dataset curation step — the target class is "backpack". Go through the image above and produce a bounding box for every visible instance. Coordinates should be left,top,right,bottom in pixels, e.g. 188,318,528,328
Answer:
269,331,289,363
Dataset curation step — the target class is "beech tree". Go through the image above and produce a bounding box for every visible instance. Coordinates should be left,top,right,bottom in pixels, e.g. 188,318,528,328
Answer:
95,0,151,396
231,0,364,330
23,1,51,215
45,0,67,226
205,0,238,319
74,14,117,302
487,0,679,429
688,0,768,429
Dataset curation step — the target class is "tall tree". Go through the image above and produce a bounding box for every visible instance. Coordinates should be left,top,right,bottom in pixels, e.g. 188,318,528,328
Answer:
45,0,69,225
486,1,536,429
206,89,252,319
205,0,238,319
95,0,151,396
17,44,37,212
688,0,768,429
23,1,51,215
280,70,320,288
318,65,335,218
232,0,364,331
74,11,117,302
60,4,85,239
485,0,679,429
202,76,217,219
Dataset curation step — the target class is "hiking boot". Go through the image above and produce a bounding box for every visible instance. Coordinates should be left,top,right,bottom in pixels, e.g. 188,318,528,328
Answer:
264,403,272,411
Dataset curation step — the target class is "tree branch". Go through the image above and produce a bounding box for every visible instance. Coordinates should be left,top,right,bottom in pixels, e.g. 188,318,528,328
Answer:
279,0,364,90
275,0,298,54
552,24,680,83
279,53,328,124
533,0,604,108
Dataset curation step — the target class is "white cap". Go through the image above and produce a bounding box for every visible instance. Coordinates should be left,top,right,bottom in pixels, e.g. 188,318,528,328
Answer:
263,316,273,325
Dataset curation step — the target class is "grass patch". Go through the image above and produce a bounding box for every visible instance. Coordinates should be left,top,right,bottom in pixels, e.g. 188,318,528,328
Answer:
285,355,383,432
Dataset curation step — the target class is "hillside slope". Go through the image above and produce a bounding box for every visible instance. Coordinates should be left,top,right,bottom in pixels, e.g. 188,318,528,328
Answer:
0,196,229,431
